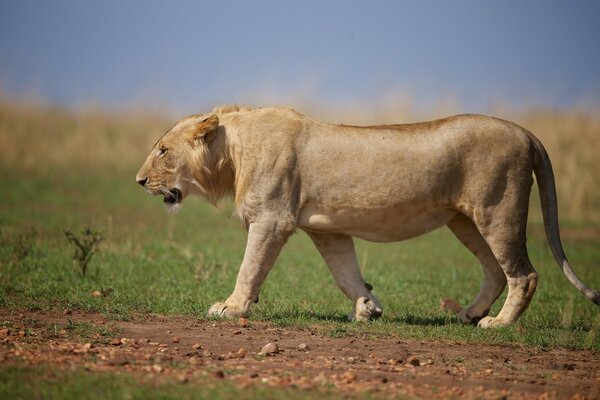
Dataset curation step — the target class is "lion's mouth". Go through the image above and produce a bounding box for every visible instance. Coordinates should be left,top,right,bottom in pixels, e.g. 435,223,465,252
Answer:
163,188,181,205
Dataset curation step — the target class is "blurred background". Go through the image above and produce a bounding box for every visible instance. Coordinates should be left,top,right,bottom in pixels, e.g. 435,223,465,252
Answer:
1,0,599,221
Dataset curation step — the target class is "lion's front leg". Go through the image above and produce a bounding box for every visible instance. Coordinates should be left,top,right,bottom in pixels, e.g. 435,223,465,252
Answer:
307,232,383,321
208,221,291,319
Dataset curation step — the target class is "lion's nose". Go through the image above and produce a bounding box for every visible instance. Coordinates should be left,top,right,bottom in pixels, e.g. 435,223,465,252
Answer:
137,177,148,187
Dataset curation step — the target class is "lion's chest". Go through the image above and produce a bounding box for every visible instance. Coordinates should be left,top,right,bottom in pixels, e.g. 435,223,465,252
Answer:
297,203,457,242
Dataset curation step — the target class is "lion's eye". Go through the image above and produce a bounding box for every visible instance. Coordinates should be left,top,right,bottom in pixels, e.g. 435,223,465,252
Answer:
157,148,167,157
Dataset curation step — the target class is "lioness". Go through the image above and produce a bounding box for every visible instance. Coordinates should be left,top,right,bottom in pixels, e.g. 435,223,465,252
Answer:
136,105,599,327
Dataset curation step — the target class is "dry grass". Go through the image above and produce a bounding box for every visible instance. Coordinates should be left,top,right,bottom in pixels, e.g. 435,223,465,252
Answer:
0,96,168,171
1,94,598,222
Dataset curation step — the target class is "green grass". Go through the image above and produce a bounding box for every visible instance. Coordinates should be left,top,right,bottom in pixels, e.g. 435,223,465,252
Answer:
1,166,599,350
0,365,373,400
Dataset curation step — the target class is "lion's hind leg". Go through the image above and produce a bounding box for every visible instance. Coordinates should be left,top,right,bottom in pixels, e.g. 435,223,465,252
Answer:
447,214,507,324
307,232,383,321
472,204,539,328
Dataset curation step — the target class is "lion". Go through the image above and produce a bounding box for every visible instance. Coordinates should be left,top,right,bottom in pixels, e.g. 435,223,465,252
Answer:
136,105,599,327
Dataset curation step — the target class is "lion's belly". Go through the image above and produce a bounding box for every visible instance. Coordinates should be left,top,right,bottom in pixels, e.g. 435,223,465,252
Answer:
297,203,457,242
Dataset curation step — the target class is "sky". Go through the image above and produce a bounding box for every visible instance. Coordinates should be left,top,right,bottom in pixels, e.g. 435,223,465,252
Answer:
1,1,600,115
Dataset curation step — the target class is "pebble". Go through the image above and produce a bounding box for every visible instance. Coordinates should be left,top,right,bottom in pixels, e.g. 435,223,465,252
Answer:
259,342,279,356
297,343,309,352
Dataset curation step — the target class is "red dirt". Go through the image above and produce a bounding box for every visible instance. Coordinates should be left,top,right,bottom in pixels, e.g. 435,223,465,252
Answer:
1,309,598,399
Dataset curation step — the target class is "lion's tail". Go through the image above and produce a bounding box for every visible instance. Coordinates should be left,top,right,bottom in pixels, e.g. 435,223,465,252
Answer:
529,132,600,306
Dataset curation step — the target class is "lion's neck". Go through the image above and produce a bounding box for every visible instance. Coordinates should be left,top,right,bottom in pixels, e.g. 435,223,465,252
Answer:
190,133,236,206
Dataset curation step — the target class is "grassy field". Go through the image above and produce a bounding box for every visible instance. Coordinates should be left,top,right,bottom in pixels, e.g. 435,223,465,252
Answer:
1,98,599,397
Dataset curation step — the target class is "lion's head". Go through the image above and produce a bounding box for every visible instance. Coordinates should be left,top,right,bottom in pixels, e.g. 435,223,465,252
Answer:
135,113,230,211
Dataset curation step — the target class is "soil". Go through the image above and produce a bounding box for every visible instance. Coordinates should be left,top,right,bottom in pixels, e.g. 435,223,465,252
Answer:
1,309,599,399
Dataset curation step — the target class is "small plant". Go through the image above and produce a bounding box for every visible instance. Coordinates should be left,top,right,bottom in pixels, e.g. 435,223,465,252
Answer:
64,228,103,276
4,228,37,266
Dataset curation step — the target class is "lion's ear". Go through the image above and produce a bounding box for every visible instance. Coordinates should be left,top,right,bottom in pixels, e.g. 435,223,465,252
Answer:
187,115,219,145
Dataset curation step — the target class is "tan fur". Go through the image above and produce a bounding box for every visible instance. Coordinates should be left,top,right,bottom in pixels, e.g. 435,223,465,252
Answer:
136,106,599,326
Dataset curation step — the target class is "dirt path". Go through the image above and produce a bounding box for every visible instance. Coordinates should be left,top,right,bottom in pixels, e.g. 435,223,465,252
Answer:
1,309,598,399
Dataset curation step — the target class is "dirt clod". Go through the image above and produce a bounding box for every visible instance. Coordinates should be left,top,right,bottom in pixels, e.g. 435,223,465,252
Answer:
213,370,225,379
341,371,357,384
238,318,249,328
107,358,129,366
406,356,421,367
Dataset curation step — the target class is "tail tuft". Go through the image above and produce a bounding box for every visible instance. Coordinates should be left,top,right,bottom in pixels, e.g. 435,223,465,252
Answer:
593,291,600,307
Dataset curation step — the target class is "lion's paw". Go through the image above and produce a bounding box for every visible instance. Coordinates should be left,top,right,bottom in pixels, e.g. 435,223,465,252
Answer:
208,302,247,319
477,316,509,328
457,308,482,325
348,297,383,322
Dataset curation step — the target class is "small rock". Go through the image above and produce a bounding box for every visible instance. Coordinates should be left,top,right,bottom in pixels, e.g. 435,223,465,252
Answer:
406,356,420,367
259,342,279,356
63,309,72,315
192,343,202,349
110,338,122,346
176,373,188,383
73,343,93,354
91,290,102,298
297,343,309,352
171,336,180,344
238,318,249,328
248,372,259,379
237,347,247,358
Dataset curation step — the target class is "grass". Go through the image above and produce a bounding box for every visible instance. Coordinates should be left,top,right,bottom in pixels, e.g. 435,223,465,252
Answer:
0,165,598,350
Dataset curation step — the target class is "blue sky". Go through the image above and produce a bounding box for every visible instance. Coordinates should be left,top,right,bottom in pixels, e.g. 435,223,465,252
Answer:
1,1,599,114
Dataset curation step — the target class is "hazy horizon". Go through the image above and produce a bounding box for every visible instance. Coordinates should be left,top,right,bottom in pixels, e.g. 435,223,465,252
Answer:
1,1,600,115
